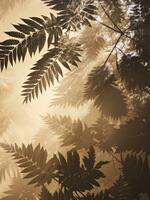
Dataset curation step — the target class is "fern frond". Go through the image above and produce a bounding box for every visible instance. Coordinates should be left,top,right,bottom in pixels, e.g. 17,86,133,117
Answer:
85,66,128,119
57,147,108,192
51,60,92,107
0,155,18,183
101,0,124,24
122,154,150,195
41,0,98,31
79,24,105,59
0,143,58,186
0,14,62,71
91,117,114,152
22,43,81,103
45,115,95,149
1,176,39,200
108,175,137,200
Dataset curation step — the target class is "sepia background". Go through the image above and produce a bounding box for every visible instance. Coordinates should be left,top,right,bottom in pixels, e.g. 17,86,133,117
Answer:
1,1,148,199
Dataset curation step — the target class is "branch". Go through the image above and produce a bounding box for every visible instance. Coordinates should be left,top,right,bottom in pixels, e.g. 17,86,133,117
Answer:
103,34,123,67
100,4,122,33
100,22,121,33
100,4,136,43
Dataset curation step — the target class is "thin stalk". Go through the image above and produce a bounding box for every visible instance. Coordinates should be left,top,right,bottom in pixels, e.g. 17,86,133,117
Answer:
100,4,136,43
103,34,123,67
100,4,122,33
100,22,120,33
109,151,122,164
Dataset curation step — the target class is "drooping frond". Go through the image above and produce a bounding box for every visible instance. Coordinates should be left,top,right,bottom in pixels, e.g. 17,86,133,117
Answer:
45,115,95,149
122,154,150,196
41,0,98,31
0,154,18,183
22,42,81,103
79,24,105,59
51,61,91,107
91,117,114,152
109,175,136,200
85,66,128,119
0,143,59,186
0,14,62,71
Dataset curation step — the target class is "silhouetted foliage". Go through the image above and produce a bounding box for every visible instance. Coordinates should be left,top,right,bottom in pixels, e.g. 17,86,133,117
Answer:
0,0,150,199
45,115,95,149
1,176,39,200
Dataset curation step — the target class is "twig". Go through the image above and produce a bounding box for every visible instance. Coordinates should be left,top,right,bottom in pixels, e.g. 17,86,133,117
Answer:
100,4,122,33
116,47,126,56
108,151,122,164
100,22,120,33
100,4,136,43
103,34,123,67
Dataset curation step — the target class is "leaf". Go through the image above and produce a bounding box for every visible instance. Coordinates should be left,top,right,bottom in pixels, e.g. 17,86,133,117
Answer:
0,15,62,71
41,0,98,31
85,66,128,119
0,39,19,46
56,146,108,192
45,115,96,149
22,43,81,103
0,143,58,186
1,176,39,200
5,31,25,39
83,146,96,170
109,176,136,200
122,154,150,195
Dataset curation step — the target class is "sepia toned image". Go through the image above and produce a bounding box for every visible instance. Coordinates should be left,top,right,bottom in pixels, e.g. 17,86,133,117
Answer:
0,0,150,199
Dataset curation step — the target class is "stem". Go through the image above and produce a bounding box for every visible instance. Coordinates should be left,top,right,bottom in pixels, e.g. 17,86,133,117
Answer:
109,151,122,164
99,4,136,43
100,22,120,33
116,47,126,56
100,4,122,33
103,34,123,67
